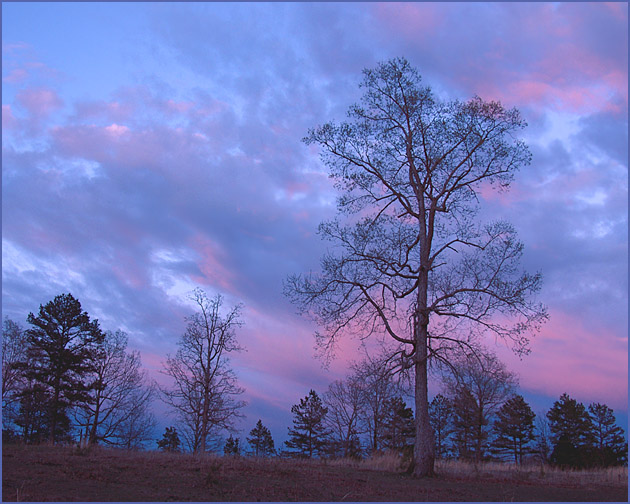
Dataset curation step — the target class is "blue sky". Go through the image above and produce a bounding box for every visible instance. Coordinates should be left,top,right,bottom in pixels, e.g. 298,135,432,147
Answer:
2,2,628,445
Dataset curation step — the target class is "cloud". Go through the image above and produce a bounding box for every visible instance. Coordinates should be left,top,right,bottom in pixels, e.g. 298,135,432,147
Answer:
2,105,16,130
2,3,627,435
16,88,63,117
367,3,627,115
495,309,628,411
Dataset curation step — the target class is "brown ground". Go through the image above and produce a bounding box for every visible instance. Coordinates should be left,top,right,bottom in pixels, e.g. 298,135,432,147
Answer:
2,444,627,502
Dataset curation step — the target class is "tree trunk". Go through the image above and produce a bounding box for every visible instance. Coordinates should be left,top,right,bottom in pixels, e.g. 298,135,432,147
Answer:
412,310,435,477
88,390,102,446
50,377,61,444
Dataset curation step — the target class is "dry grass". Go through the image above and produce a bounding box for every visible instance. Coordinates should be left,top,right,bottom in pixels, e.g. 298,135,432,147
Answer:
328,451,628,487
3,444,627,502
435,458,628,486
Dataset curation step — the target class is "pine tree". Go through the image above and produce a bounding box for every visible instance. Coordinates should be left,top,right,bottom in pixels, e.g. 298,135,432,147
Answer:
285,389,330,458
247,419,275,457
451,388,478,460
224,434,241,456
429,394,454,459
492,395,536,464
588,403,628,467
157,426,181,452
20,293,104,444
547,393,594,467
382,396,414,453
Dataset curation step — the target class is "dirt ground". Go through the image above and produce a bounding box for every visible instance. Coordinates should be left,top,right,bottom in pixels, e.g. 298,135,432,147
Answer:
2,444,627,502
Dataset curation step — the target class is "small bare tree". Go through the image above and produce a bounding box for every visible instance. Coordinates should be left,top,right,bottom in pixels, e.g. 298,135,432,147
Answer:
2,318,30,434
160,289,245,453
74,330,156,448
285,57,547,476
2,318,28,407
323,377,364,458
350,354,402,453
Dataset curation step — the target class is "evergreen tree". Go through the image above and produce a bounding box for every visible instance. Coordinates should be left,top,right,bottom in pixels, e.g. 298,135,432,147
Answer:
382,396,414,453
285,389,331,458
547,393,594,468
157,426,181,452
247,419,275,457
19,293,104,444
429,394,454,459
15,384,52,444
224,434,241,456
492,395,536,464
451,388,478,460
550,433,581,468
588,403,628,467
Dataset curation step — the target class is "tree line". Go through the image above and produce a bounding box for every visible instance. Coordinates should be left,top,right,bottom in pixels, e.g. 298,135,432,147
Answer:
2,291,627,469
2,289,245,451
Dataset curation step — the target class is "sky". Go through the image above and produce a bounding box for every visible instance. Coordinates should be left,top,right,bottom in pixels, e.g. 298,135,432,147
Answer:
2,2,628,446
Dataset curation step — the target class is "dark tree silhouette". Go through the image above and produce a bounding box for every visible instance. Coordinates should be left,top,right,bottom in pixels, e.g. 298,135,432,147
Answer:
285,57,547,476
382,396,415,453
492,394,536,464
428,394,453,459
588,402,627,467
285,389,331,458
157,426,181,452
224,434,241,456
20,293,104,444
450,387,478,460
443,350,517,462
247,419,275,457
547,393,594,468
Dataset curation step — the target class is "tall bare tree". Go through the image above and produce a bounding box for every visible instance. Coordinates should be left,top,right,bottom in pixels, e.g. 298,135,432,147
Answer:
160,289,245,453
285,57,547,476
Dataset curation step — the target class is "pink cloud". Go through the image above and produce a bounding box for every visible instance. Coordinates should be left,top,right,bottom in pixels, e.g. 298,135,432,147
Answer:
16,88,63,118
104,123,130,137
3,68,28,84
188,234,238,295
603,2,628,21
164,99,194,115
477,179,531,207
377,3,627,116
372,3,444,43
495,309,628,411
74,100,135,123
2,104,16,130
52,122,189,169
475,74,625,116
110,250,151,291
51,124,112,161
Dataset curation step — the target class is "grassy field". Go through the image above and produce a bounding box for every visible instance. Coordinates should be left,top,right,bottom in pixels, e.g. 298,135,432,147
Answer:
2,444,628,502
